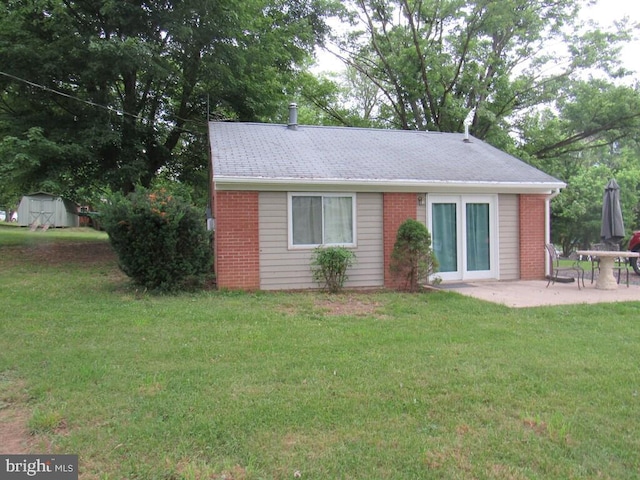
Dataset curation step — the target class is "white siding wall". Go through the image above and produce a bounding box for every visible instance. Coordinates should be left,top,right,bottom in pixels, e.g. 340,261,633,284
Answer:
498,194,519,280
259,192,384,290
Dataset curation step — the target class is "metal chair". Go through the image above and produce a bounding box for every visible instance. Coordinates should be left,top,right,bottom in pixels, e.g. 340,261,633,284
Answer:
545,243,585,289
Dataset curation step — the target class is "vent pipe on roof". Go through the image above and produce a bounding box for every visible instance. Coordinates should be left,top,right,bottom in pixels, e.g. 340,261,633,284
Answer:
463,109,474,143
288,102,298,130
463,123,471,142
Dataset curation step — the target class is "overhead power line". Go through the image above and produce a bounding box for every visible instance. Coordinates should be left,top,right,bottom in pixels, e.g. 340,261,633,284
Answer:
0,70,143,121
0,70,207,132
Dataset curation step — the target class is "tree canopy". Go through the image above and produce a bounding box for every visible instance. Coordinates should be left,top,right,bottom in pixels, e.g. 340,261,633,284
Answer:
2,0,640,248
0,0,338,206
327,1,638,145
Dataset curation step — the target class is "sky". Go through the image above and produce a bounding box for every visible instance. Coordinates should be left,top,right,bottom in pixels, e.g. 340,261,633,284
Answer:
314,0,640,78
584,0,640,76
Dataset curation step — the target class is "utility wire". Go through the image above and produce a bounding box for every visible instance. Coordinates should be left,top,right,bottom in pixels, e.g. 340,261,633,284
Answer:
0,70,208,132
0,70,143,121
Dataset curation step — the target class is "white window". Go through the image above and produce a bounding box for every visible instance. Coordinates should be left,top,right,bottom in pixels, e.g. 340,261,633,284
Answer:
288,193,356,248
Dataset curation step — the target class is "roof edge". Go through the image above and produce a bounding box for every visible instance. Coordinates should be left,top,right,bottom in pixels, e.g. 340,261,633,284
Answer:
213,177,566,194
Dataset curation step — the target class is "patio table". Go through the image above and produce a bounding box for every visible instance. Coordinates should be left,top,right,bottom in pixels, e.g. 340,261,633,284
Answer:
576,250,640,290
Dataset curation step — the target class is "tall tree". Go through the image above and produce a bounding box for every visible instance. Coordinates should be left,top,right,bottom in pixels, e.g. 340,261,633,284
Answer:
291,69,383,127
549,145,640,254
334,0,638,150
519,79,640,167
0,0,337,202
516,80,640,251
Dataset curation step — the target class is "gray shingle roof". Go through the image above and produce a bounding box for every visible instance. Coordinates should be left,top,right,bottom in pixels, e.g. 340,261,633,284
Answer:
209,122,564,191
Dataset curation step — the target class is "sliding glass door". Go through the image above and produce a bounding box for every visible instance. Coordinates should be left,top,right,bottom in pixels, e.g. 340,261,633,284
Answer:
428,195,496,281
466,202,490,272
431,202,458,274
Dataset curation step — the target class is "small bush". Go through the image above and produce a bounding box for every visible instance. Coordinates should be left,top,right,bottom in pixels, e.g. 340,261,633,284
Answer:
100,186,213,292
390,219,438,292
311,246,356,293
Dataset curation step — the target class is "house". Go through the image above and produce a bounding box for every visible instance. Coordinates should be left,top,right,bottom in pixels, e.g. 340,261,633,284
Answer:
208,106,565,290
17,192,79,228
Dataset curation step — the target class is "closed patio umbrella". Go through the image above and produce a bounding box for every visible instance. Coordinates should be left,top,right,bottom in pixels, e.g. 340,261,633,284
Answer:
600,178,625,246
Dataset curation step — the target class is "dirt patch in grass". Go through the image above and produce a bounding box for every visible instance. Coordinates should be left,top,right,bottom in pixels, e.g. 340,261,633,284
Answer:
0,376,36,454
0,375,59,455
314,293,385,317
0,404,32,454
277,291,390,318
1,241,117,268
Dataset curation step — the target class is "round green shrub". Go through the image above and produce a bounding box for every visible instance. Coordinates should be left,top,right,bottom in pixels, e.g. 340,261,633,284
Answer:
100,186,213,292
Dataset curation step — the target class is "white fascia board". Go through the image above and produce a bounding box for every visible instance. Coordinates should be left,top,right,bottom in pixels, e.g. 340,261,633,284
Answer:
213,176,566,195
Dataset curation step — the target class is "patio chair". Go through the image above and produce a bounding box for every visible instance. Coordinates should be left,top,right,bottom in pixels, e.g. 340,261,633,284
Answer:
589,243,630,287
545,243,585,289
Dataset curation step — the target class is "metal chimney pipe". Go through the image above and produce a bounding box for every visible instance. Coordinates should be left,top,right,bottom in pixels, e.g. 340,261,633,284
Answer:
288,102,298,130
463,109,473,143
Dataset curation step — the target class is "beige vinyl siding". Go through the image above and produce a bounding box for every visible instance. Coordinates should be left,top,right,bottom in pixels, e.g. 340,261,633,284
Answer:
349,193,385,287
259,192,384,290
498,194,519,280
259,192,311,290
417,199,426,227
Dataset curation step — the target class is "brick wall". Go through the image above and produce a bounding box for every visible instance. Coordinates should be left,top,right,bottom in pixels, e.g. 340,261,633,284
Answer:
214,191,260,290
519,194,547,280
383,193,417,288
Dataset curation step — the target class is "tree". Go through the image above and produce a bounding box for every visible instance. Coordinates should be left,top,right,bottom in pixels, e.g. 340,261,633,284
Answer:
519,80,640,165
0,0,338,203
549,141,640,254
294,64,386,127
551,163,612,254
333,0,637,151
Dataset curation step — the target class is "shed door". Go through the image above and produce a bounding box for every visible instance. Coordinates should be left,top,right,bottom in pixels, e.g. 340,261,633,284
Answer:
428,195,497,281
29,199,55,226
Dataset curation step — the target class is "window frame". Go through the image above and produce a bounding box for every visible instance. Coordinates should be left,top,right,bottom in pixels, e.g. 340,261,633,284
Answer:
427,194,498,281
287,192,357,249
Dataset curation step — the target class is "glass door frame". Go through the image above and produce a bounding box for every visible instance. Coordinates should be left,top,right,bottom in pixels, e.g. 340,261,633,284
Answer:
427,194,498,281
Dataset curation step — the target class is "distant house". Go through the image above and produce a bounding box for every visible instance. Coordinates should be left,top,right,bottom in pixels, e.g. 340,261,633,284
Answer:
17,192,79,228
208,106,565,290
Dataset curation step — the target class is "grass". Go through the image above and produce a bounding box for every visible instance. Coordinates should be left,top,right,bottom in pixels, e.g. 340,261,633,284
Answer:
0,224,107,245
1,227,640,478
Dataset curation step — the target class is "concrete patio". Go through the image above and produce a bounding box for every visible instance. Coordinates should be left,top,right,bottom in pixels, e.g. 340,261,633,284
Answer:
440,278,640,308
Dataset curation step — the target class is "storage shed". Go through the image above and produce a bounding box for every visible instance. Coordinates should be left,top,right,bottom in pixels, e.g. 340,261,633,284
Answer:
17,192,79,228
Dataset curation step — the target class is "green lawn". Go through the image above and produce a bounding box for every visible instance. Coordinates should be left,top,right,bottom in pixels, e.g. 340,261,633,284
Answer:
1,227,639,479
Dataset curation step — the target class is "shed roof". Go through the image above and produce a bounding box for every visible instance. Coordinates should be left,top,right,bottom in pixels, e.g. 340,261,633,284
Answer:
209,122,565,194
25,191,62,198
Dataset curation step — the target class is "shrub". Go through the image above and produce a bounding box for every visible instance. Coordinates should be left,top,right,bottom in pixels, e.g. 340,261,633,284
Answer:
311,246,356,293
389,219,438,292
100,186,213,292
